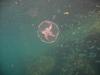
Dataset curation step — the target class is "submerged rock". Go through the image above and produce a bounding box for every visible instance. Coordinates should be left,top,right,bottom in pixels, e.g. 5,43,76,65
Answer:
26,56,56,75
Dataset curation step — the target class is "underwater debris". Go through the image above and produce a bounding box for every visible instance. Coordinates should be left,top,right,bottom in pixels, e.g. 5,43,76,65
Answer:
79,54,86,58
75,48,81,51
64,12,69,15
83,50,87,52
88,53,97,60
88,45,95,49
95,60,100,63
97,47,100,50
79,64,84,67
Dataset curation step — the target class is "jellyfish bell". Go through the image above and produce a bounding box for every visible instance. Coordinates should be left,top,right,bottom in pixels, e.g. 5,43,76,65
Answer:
37,20,60,43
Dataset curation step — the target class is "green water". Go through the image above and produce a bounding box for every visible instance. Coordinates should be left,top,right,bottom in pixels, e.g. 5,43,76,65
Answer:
0,0,100,75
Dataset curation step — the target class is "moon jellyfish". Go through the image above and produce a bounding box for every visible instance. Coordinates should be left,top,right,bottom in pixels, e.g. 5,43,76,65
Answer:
37,20,60,43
